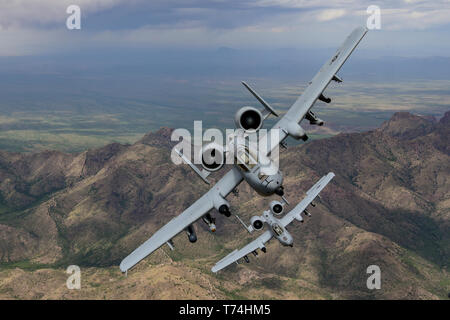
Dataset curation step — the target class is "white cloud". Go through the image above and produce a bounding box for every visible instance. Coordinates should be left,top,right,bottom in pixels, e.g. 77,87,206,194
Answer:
253,0,450,30
0,0,130,28
360,6,450,30
317,9,346,21
252,0,353,9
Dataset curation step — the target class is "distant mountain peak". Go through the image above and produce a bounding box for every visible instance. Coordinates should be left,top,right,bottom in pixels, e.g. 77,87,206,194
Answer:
379,111,436,140
138,127,175,148
439,110,450,125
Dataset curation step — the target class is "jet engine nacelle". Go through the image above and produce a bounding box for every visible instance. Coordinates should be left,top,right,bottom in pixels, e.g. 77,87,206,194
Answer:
269,200,284,216
285,121,308,141
250,216,266,230
200,143,225,172
234,106,263,132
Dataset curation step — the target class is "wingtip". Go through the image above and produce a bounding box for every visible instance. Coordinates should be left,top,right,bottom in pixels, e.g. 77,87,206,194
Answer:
351,26,369,36
356,25,368,32
119,260,129,273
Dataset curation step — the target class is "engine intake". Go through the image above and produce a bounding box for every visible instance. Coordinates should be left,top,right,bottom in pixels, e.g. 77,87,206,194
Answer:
235,106,263,132
250,216,265,230
270,201,284,215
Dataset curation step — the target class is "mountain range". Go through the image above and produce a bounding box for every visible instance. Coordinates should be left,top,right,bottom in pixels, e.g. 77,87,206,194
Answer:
0,111,448,299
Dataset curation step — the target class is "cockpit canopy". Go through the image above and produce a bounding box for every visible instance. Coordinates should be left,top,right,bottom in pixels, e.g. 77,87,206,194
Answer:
272,223,284,236
236,146,258,172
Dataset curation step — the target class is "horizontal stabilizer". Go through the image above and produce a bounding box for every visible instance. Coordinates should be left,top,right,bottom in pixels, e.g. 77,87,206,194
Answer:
242,81,279,119
174,148,210,184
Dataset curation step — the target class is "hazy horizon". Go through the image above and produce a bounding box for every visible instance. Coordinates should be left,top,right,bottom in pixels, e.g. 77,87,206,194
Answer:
0,1,449,152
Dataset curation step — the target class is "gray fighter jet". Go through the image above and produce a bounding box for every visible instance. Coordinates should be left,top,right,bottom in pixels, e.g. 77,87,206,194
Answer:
212,172,334,272
120,27,368,273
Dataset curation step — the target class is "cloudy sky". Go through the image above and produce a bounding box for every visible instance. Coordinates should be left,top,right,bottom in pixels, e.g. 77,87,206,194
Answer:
0,0,449,56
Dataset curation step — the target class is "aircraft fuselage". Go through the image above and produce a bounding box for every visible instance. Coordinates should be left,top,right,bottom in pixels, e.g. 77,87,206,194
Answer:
237,165,284,196
228,130,285,197
262,209,293,247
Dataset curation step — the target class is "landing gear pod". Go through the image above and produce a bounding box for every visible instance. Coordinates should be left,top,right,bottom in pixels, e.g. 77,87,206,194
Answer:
212,194,231,217
285,121,308,141
305,110,324,126
274,186,284,196
219,205,230,217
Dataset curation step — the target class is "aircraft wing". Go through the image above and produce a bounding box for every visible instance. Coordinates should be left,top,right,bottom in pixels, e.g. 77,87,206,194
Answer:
265,27,368,152
120,167,244,273
280,172,335,227
211,230,273,273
